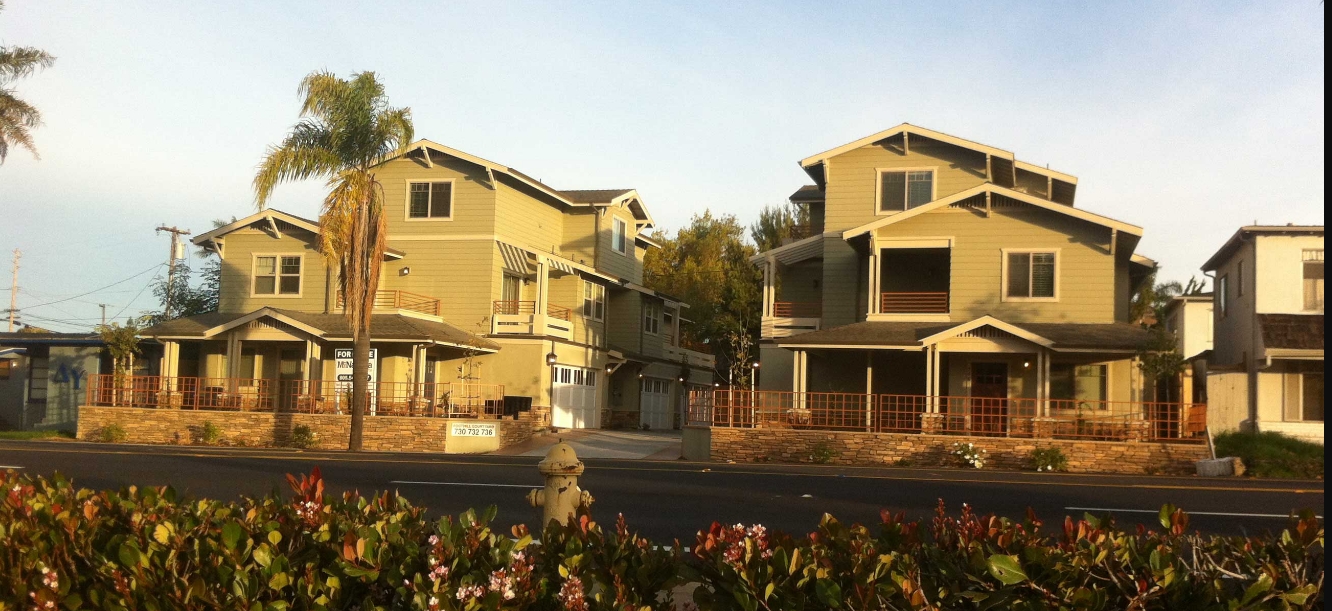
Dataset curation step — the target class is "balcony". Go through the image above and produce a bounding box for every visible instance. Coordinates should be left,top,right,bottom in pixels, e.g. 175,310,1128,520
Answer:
761,301,821,339
491,300,574,339
663,335,717,369
880,291,949,314
338,290,441,317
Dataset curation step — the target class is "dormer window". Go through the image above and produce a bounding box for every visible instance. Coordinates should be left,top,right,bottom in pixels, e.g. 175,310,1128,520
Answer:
878,169,935,213
407,180,453,220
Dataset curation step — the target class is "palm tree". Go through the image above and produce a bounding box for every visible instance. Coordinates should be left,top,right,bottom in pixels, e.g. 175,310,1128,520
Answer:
0,0,56,164
254,71,413,451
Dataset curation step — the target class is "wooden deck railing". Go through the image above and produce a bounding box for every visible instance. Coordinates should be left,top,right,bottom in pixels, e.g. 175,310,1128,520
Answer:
686,390,1207,444
86,375,505,418
880,291,949,314
492,300,573,321
338,290,440,316
772,301,822,318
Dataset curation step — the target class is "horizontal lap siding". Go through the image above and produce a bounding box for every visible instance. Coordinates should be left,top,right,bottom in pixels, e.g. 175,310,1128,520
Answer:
378,154,498,237
821,239,862,328
495,176,565,254
562,210,598,267
219,229,328,313
379,239,495,328
878,208,1116,323
596,207,642,282
777,259,823,303
606,290,642,352
550,274,605,348
823,138,988,233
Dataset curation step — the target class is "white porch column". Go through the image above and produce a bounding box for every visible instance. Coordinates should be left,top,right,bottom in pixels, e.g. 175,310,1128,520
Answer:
535,258,550,312
865,351,874,432
923,346,934,413
1039,349,1051,417
304,340,321,382
867,241,880,315
762,259,774,317
160,341,179,393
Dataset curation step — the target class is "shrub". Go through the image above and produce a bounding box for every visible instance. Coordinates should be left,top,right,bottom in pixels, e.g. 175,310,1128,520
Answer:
809,440,837,464
951,441,987,468
0,470,1322,610
99,423,127,443
1029,446,1069,472
1215,431,1324,479
290,424,317,449
198,420,222,445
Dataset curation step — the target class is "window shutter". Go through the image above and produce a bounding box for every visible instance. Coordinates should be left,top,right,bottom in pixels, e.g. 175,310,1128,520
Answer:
1006,253,1031,298
430,182,452,217
880,171,906,212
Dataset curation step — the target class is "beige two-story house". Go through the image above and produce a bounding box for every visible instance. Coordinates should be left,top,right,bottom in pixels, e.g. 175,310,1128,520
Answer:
1201,226,1323,443
137,141,713,430
746,124,1195,439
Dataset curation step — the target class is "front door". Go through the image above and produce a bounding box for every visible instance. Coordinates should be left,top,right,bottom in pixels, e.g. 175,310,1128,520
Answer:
970,362,1008,435
640,378,672,430
278,348,304,411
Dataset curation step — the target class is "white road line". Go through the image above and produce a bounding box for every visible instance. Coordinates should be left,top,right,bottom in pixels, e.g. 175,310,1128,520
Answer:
0,465,23,470
1067,507,1323,519
391,480,531,489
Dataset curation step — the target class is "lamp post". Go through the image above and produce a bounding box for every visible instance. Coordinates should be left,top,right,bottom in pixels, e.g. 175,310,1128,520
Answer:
749,360,760,423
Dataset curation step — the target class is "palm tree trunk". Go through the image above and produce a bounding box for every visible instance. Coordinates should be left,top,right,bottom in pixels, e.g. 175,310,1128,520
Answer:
349,328,369,451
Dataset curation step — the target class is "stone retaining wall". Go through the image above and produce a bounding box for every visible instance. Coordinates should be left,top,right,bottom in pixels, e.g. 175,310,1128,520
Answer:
703,427,1211,475
77,406,542,453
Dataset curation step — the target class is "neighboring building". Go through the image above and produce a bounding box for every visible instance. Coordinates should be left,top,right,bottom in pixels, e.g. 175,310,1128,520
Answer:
748,123,1193,437
135,141,713,431
0,332,112,431
1200,226,1323,443
1163,293,1213,404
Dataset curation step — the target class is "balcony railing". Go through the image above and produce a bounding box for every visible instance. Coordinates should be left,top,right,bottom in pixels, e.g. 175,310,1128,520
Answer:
86,375,505,418
772,301,822,318
338,290,441,317
686,390,1207,444
880,291,949,314
492,300,573,321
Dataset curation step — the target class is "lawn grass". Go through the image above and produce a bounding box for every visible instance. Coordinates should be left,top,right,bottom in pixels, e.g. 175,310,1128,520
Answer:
0,430,74,441
1215,431,1324,479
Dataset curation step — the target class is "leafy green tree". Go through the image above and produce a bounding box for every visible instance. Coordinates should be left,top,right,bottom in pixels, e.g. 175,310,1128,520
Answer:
253,71,413,451
0,0,55,163
144,218,232,324
644,212,761,385
748,202,806,252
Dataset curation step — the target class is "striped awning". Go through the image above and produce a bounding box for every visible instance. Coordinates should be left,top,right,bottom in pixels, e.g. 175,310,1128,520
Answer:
546,256,577,275
496,241,533,275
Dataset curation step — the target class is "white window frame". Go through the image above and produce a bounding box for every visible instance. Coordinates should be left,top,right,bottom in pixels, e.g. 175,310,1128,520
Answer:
643,300,660,335
875,166,938,216
583,280,606,321
404,178,456,222
611,217,629,255
1217,274,1229,317
1303,249,1324,312
251,253,304,298
1000,249,1060,302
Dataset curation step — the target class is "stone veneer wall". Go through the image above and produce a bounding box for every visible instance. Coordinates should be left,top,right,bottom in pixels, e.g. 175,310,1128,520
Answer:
77,406,542,453
704,427,1211,475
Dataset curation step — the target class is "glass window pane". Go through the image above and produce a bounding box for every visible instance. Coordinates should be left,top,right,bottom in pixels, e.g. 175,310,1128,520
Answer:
1007,253,1030,298
906,171,933,208
256,256,276,275
1304,262,1324,311
279,276,300,294
1031,253,1056,298
1074,364,1108,404
409,183,430,218
280,256,301,275
879,171,906,212
1049,364,1075,400
1302,374,1324,421
254,276,276,294
430,182,452,217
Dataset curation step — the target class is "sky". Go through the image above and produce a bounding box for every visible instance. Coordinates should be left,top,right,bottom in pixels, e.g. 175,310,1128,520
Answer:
0,1,1324,332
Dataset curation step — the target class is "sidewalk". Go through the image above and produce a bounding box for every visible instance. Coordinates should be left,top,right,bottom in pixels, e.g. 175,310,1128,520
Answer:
492,429,683,460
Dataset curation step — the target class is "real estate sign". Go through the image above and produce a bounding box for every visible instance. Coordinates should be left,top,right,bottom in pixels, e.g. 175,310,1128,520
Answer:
333,348,378,414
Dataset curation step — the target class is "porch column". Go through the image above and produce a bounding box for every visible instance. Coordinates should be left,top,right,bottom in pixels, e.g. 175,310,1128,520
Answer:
160,340,179,395
923,346,933,413
225,333,240,379
304,340,321,382
865,351,874,432
762,258,774,317
867,242,880,315
1038,349,1051,417
535,257,550,313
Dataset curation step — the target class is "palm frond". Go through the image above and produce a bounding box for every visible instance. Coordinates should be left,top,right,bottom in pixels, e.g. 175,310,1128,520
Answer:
0,46,56,84
252,122,341,207
0,90,40,162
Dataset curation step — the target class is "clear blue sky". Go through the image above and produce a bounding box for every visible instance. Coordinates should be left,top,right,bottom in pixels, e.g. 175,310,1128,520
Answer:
2,1,1324,332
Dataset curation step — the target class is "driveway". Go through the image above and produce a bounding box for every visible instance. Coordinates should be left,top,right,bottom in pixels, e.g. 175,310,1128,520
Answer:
495,429,682,460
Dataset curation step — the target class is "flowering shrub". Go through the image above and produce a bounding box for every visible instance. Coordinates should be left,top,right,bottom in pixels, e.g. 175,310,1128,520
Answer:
951,441,987,468
0,469,1323,610
1029,446,1070,472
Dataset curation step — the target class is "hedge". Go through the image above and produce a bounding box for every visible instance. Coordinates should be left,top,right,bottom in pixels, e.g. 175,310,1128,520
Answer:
0,468,1322,610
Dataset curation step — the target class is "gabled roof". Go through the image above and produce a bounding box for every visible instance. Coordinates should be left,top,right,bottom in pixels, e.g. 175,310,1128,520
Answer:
749,232,824,266
917,316,1054,348
840,184,1142,240
559,188,655,228
1201,225,1324,272
776,318,1151,352
789,185,824,203
1258,313,1323,352
191,209,403,259
143,307,500,352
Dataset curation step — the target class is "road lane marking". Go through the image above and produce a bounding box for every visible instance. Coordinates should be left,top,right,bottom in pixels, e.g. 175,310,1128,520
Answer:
392,480,531,489
0,465,23,469
1067,507,1323,519
2,445,1321,494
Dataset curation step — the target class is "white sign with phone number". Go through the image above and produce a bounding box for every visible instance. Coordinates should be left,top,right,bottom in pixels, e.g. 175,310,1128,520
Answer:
451,423,497,437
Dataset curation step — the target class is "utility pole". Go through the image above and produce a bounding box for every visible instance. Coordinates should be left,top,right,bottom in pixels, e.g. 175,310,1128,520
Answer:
99,304,108,326
155,225,191,320
6,249,18,332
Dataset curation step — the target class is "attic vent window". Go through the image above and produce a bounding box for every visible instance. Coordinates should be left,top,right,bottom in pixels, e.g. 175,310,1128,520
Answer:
408,181,453,219
878,169,934,212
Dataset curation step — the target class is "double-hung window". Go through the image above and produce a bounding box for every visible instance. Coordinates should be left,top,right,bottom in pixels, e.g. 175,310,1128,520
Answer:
1004,251,1057,300
878,169,935,213
583,281,606,321
643,301,660,335
612,218,628,254
1304,250,1324,312
254,255,301,295
407,181,453,219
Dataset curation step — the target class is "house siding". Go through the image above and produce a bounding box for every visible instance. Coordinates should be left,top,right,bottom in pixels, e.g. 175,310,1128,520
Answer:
378,153,499,237
823,136,988,233
218,229,328,314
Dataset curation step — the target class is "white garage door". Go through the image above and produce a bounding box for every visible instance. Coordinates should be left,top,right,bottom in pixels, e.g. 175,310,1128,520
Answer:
552,366,599,429
640,378,673,430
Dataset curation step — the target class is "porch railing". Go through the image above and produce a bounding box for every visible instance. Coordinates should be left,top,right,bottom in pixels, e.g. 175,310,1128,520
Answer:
772,301,822,318
338,290,441,317
686,390,1207,444
86,375,505,418
492,300,573,321
880,291,949,314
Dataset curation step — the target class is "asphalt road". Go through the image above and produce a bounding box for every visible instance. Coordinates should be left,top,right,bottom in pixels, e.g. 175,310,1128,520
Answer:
0,440,1322,541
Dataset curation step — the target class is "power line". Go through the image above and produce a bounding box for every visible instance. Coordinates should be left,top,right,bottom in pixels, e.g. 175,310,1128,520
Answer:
108,270,162,322
19,263,164,310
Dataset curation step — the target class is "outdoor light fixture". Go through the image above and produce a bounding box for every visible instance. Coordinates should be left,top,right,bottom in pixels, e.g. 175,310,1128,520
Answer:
751,361,761,370
1023,361,1031,369
678,376,685,382
398,267,411,276
606,364,615,374
546,351,557,365
637,372,644,379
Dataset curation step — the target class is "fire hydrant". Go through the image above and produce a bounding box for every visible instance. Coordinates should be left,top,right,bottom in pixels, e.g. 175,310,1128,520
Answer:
527,441,593,529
